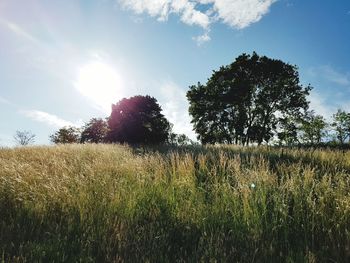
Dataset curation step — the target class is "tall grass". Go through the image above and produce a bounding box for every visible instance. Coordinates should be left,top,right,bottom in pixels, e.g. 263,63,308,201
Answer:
0,144,349,262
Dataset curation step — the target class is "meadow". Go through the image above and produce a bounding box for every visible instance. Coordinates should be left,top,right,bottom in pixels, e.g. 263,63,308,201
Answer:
0,144,349,262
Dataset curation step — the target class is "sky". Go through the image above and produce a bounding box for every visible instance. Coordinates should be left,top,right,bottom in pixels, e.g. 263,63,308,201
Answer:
0,0,350,146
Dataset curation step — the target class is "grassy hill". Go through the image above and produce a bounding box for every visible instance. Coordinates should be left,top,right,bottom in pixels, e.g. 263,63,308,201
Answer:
0,144,349,262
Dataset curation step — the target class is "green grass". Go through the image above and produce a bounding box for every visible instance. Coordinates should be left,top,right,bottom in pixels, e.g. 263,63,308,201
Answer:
0,144,349,262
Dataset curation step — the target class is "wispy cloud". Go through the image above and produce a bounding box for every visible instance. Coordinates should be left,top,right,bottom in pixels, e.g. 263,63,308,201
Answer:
307,65,350,119
309,65,350,87
0,19,40,45
21,110,82,128
309,91,350,121
320,65,350,86
158,81,197,140
308,91,335,120
118,0,276,43
0,96,11,105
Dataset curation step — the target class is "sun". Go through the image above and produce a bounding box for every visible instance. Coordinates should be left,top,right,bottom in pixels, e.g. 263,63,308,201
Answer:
75,61,123,113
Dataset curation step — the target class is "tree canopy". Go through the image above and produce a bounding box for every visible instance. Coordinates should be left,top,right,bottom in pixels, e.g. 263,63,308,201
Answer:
107,95,171,144
187,52,311,145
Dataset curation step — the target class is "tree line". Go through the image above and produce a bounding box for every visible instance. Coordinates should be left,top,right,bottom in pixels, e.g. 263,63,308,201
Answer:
12,52,350,147
49,96,194,146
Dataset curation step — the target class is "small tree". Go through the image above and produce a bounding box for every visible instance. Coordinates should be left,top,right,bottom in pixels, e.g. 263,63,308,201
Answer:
50,126,80,144
277,116,299,146
168,132,194,146
14,130,36,146
300,111,327,145
81,118,109,143
331,109,350,145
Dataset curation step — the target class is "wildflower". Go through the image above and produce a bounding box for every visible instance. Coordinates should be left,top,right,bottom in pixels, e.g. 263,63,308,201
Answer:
250,183,256,189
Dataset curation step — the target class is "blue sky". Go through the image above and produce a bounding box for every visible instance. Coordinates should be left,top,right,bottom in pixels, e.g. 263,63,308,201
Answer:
0,0,350,146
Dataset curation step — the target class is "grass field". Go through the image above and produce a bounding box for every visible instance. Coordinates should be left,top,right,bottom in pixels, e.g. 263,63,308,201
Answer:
0,144,349,262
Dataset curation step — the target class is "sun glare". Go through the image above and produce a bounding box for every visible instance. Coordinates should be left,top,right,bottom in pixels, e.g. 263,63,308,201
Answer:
75,61,123,113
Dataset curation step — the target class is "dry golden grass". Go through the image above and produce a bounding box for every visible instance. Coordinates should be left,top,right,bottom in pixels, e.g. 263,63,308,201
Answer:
0,144,349,262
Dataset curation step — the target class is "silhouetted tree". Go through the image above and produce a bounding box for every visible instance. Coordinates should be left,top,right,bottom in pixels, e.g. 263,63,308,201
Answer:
81,118,109,143
187,52,311,145
50,126,80,144
14,130,36,146
300,111,327,144
107,95,171,144
331,109,350,144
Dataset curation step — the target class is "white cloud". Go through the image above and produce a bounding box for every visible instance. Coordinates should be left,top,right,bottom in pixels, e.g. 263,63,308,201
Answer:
21,110,82,128
119,0,211,28
211,0,276,29
158,81,197,140
192,31,211,45
118,0,276,42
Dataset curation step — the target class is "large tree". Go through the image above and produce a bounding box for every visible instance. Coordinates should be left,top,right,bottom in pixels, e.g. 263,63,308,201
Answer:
107,95,171,144
187,52,311,145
